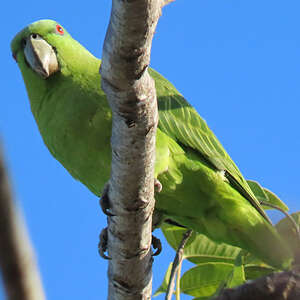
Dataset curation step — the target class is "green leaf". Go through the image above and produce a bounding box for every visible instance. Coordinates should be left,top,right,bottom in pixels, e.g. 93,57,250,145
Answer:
162,223,241,264
276,211,300,263
226,252,246,288
161,223,197,249
247,180,288,211
180,263,234,298
244,265,275,280
153,263,173,297
243,251,272,267
263,188,288,211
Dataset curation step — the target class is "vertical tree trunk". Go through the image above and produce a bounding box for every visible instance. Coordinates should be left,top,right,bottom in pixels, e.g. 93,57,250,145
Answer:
99,0,165,299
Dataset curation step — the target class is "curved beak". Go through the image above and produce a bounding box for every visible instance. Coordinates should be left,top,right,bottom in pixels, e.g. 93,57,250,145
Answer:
24,34,59,79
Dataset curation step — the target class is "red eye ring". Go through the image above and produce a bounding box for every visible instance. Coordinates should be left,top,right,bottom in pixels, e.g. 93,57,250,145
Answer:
56,24,64,35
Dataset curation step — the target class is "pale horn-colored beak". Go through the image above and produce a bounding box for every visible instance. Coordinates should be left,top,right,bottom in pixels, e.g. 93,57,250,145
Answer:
24,34,59,79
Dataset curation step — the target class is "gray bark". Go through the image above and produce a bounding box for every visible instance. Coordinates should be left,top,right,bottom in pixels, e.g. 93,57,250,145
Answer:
0,146,45,300
214,270,300,300
99,1,167,299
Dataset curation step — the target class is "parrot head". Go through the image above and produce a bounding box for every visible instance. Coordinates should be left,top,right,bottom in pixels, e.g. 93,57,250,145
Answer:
11,19,98,80
11,19,100,114
10,20,70,80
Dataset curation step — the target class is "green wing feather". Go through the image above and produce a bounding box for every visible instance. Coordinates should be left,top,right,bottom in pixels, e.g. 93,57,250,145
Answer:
150,70,271,224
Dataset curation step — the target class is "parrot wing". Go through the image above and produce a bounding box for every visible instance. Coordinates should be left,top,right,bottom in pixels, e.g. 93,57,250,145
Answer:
152,71,272,224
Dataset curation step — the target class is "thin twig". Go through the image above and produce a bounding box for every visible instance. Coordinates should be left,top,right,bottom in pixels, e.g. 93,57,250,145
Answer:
175,259,182,300
165,229,193,300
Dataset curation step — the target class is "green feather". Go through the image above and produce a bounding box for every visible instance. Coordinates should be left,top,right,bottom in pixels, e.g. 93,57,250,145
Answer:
11,20,293,269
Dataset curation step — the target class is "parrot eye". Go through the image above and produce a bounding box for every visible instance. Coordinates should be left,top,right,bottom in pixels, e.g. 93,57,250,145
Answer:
56,24,64,35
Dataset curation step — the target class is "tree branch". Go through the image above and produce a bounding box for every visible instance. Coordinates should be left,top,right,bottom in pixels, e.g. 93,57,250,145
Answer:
214,270,300,300
0,146,45,300
99,1,164,299
165,230,193,300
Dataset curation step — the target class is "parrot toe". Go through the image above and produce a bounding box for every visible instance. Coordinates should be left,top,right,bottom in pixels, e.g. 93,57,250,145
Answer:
100,183,115,217
98,227,111,260
151,234,162,256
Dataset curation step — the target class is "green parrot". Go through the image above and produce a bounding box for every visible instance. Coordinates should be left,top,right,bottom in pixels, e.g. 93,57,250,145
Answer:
11,20,293,269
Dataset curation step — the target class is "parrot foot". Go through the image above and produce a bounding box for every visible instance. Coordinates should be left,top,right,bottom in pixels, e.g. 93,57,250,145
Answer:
151,234,162,256
154,179,162,193
100,183,115,217
98,227,111,260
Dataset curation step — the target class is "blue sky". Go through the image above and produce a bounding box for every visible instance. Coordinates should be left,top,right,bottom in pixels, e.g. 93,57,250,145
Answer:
1,0,300,299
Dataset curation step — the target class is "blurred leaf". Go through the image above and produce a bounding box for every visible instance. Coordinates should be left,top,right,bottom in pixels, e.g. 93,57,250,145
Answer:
247,180,288,211
242,250,271,266
162,223,241,264
180,263,233,298
244,264,275,280
153,263,173,297
226,252,245,288
276,211,300,263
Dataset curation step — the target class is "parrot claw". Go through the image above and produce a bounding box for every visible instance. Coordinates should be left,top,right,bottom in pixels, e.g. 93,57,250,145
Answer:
151,234,162,256
100,183,115,217
154,179,162,193
98,227,111,260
